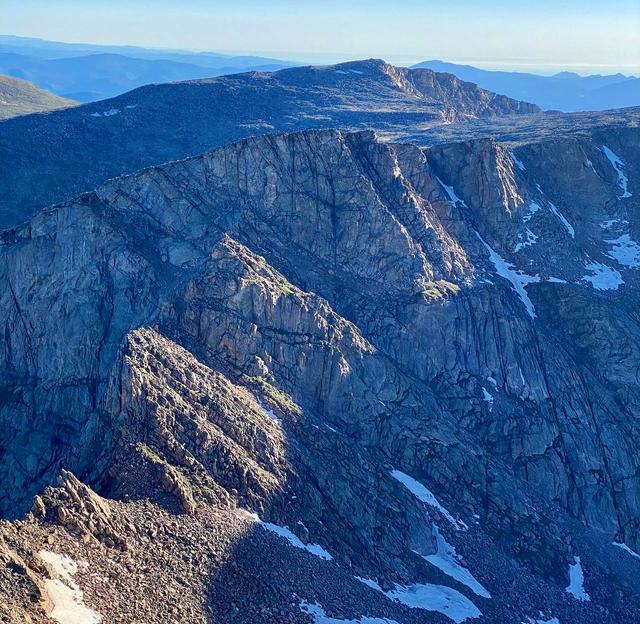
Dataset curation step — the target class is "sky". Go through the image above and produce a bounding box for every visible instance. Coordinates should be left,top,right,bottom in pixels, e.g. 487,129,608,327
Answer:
3,0,640,74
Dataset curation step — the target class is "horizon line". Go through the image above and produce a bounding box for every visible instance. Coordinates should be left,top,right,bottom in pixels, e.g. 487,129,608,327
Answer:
1,33,639,78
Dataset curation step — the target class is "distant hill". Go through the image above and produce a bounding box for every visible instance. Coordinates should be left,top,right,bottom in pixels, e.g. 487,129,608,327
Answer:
412,60,640,112
0,58,538,228
0,73,75,119
0,35,293,101
0,52,231,102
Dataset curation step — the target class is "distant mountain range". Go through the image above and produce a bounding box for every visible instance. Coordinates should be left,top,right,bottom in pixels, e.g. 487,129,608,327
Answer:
2,36,638,111
0,73,75,119
412,60,640,112
0,35,293,101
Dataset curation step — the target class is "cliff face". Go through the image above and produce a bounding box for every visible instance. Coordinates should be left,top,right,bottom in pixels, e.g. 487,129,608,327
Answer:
1,126,639,624
0,59,539,230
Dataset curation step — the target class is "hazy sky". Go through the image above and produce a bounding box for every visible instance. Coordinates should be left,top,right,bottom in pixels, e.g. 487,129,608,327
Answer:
4,0,640,73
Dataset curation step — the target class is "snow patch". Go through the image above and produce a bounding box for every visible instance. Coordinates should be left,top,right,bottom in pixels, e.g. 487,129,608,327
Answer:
533,186,576,236
477,233,540,318
258,402,281,425
511,152,526,171
245,513,332,560
613,542,640,560
481,388,494,408
90,108,120,117
602,145,632,198
436,177,468,208
523,201,542,223
359,578,481,623
38,551,102,624
514,228,538,252
582,261,623,290
605,234,640,268
387,584,481,622
565,556,590,601
391,469,465,530
547,201,575,238
600,219,625,230
422,524,491,598
300,601,399,624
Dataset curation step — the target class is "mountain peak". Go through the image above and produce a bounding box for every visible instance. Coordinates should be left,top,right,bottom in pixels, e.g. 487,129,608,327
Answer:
0,58,539,228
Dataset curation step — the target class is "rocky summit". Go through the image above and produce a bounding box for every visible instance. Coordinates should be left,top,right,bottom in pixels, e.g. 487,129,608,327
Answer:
0,118,639,624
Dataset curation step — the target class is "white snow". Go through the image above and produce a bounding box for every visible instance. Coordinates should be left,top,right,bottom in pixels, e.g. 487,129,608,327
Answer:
533,185,576,236
514,228,538,252
357,577,385,591
487,376,498,388
422,524,491,598
523,201,542,223
600,219,625,230
582,261,624,290
357,578,481,623
259,402,281,424
605,234,640,268
335,70,348,75
523,618,561,624
245,513,332,560
613,541,640,560
511,152,526,171
436,177,468,208
300,601,399,624
547,201,575,238
565,556,590,601
391,469,465,530
602,145,632,198
90,108,120,118
481,388,494,408
477,233,540,318
38,551,102,624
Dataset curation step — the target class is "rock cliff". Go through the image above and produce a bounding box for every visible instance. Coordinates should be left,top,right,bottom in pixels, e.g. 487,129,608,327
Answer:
1,125,639,623
0,58,539,229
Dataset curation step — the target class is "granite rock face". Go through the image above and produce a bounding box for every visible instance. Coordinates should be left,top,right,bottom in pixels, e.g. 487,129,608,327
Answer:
0,58,540,229
1,126,639,623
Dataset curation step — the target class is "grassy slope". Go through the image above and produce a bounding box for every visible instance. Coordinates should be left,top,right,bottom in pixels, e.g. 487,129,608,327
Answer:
0,74,76,120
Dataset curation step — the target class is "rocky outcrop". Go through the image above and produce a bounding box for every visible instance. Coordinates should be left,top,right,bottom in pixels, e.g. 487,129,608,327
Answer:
0,59,539,229
1,126,640,623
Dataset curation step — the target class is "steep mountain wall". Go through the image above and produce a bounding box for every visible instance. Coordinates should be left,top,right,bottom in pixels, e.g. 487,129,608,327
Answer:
1,127,639,623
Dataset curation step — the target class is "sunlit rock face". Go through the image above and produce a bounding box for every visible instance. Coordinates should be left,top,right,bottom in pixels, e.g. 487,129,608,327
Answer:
0,58,542,230
1,126,639,624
